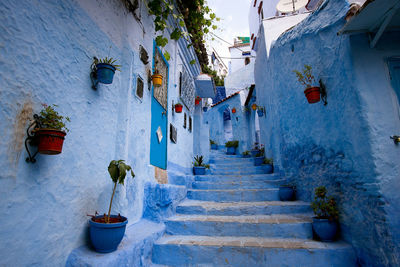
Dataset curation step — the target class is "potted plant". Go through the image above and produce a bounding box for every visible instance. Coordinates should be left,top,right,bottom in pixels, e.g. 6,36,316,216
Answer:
263,157,273,174
174,102,183,113
250,143,259,157
89,160,135,253
152,68,163,87
279,184,295,201
254,147,265,166
93,57,121,84
195,96,201,105
225,140,239,155
210,139,218,150
311,186,339,242
242,151,251,158
244,106,250,115
257,107,264,117
293,65,320,104
231,107,236,114
203,101,209,112
35,104,70,155
193,155,209,175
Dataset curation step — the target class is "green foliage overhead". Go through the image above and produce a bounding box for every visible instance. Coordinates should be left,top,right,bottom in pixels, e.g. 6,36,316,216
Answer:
147,0,219,68
225,140,239,148
311,186,339,220
38,104,70,132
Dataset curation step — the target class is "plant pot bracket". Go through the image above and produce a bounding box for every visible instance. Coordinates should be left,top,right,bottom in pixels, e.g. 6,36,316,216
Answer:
319,79,327,106
90,57,99,90
25,114,41,163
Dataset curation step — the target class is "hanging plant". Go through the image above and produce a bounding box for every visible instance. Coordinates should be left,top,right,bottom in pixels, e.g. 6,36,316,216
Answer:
293,65,321,104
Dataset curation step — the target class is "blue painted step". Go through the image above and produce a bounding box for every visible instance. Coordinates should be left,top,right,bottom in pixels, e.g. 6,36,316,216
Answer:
210,165,272,175
187,188,279,202
176,200,312,216
165,214,313,239
152,235,357,267
194,173,281,182
192,179,285,189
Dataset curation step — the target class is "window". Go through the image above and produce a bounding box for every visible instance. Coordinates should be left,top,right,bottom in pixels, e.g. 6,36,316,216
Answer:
189,116,192,132
179,72,182,97
136,75,144,99
245,57,250,65
183,113,187,128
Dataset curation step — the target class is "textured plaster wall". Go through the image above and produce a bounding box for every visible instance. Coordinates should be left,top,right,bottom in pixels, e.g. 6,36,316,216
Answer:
0,0,198,265
254,0,400,266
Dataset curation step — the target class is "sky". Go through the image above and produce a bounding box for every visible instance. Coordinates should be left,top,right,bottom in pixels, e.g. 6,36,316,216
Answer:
206,0,252,67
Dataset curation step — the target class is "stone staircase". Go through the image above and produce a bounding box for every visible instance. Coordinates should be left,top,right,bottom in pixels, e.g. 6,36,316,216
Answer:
151,149,356,266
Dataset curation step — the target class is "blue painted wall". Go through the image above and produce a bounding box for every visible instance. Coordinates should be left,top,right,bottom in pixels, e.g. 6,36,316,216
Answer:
0,0,202,265
254,0,400,265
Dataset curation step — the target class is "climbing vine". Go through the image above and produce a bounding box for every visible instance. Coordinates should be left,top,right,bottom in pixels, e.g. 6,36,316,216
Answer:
147,0,219,70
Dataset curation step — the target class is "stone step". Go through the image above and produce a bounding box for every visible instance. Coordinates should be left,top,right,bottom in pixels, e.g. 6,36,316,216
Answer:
165,214,313,239
152,235,357,267
210,167,270,175
176,200,312,216
210,161,256,168
194,173,281,182
192,179,285,189
187,188,279,202
209,157,255,164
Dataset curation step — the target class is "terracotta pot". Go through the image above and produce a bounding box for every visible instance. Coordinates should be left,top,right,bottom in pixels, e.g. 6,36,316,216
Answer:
304,87,321,103
195,97,201,105
232,108,236,113
152,74,163,87
175,104,183,113
36,129,66,155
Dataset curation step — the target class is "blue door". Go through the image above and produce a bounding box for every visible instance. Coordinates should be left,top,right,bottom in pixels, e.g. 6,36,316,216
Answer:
150,44,169,169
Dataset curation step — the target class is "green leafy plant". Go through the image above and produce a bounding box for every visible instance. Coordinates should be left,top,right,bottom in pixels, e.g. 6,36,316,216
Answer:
311,186,339,221
93,57,121,71
193,155,209,169
256,147,265,157
293,64,315,88
242,151,250,156
225,140,239,148
106,160,135,223
147,0,219,68
38,104,70,132
210,139,217,145
263,157,273,165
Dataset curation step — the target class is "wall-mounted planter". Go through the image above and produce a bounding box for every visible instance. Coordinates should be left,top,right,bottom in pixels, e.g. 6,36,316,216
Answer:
257,109,264,117
226,147,236,155
203,107,208,112
279,186,295,201
195,97,201,105
89,215,128,253
304,86,321,104
36,129,66,155
193,166,206,175
174,103,183,113
152,74,163,87
264,164,273,174
232,108,236,114
312,218,338,242
254,156,264,166
96,63,116,84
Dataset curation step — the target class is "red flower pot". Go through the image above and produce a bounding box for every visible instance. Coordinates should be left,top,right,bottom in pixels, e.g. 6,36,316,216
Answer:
195,97,201,105
304,87,321,104
175,104,183,113
232,108,236,113
36,129,66,155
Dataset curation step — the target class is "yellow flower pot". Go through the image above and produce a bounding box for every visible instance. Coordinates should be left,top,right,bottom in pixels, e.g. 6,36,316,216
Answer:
152,74,163,87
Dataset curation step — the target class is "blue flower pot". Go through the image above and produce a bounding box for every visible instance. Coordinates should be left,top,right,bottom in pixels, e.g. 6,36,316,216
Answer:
254,156,264,166
193,166,206,175
89,215,128,253
257,110,264,117
226,147,236,155
312,218,338,242
250,149,258,157
211,144,218,150
264,164,273,174
203,107,208,112
242,154,251,158
96,63,116,84
279,186,294,201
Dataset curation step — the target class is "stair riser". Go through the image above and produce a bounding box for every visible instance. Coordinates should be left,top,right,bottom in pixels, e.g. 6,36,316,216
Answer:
194,174,281,182
187,190,279,202
211,169,271,175
192,180,284,189
165,221,312,239
210,165,271,173
152,244,357,267
176,204,312,216
210,162,256,168
209,158,255,164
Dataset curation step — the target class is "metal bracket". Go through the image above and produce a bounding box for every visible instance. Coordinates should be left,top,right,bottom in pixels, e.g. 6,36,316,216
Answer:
90,57,99,90
390,135,400,145
172,100,175,114
319,79,328,106
25,114,41,163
